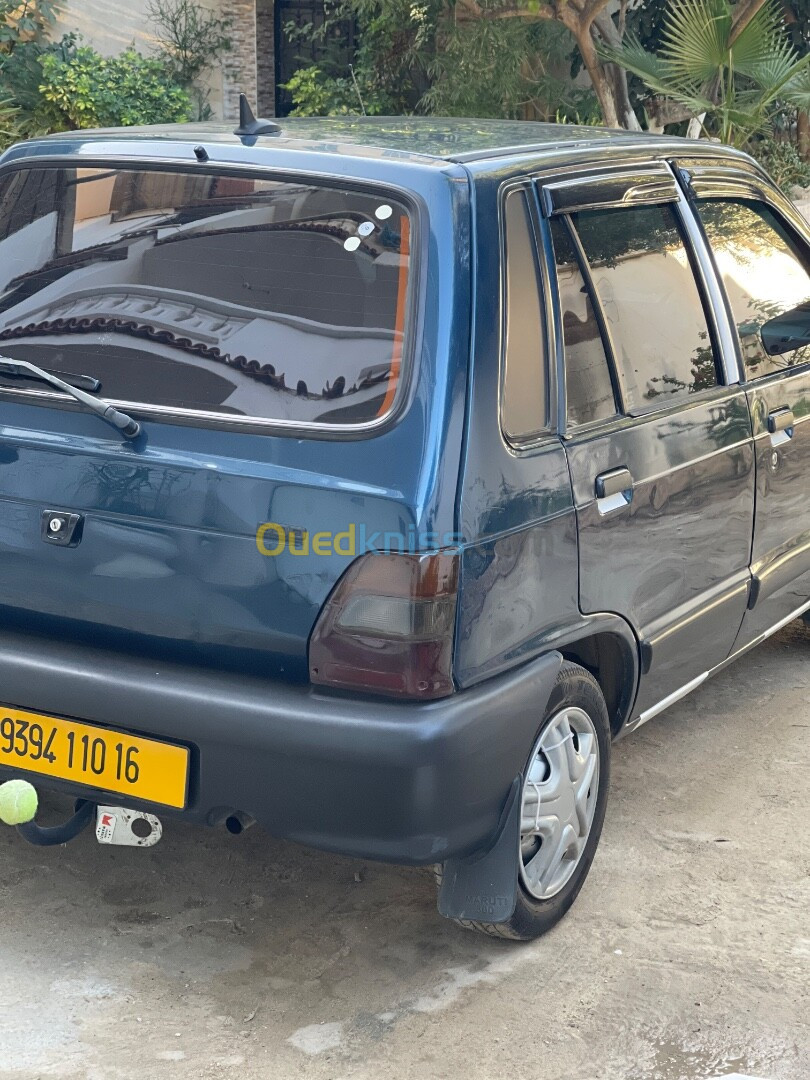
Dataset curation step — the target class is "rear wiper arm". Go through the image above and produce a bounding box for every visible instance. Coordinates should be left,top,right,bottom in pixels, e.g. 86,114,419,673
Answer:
0,356,141,440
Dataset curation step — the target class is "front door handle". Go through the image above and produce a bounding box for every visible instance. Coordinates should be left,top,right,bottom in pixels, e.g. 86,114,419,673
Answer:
595,467,634,515
768,406,794,447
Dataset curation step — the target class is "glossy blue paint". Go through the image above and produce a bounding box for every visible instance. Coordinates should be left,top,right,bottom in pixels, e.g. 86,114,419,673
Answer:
0,130,472,677
0,123,786,710
0,119,807,887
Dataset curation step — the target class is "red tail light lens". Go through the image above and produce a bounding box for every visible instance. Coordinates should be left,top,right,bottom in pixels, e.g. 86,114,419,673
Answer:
309,552,459,699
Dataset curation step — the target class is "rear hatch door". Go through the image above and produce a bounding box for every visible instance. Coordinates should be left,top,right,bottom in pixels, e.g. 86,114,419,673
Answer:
0,154,439,680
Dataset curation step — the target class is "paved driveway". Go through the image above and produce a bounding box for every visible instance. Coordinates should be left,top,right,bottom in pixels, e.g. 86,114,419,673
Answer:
1,623,808,1080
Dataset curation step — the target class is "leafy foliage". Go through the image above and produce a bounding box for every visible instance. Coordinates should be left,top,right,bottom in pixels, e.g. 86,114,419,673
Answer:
0,93,22,148
0,0,76,141
603,0,810,146
40,47,191,128
146,0,233,120
283,0,599,122
750,133,810,187
423,13,599,120
0,0,59,50
284,65,392,115
284,0,433,116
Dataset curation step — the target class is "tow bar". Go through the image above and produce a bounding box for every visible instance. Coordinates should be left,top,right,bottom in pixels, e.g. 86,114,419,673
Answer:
17,799,96,847
0,780,163,848
17,802,163,847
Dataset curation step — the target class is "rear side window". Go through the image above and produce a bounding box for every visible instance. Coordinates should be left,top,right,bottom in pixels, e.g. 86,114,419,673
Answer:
571,204,718,410
549,217,618,428
0,166,412,428
501,189,547,441
697,198,810,378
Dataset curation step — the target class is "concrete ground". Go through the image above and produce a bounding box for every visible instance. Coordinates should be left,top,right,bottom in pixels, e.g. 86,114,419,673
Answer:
0,623,808,1080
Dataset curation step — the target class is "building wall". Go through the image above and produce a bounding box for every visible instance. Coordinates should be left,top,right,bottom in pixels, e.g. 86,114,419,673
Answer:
223,0,259,121
256,0,276,116
50,0,265,121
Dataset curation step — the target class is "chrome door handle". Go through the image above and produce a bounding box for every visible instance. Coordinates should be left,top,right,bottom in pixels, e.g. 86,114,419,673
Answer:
595,467,634,499
595,467,634,515
768,407,794,446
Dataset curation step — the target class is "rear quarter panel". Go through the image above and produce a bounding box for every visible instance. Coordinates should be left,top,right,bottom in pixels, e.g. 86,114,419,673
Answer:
454,165,581,689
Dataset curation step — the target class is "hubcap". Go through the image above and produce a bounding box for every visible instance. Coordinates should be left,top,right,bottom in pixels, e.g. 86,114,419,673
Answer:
519,707,600,901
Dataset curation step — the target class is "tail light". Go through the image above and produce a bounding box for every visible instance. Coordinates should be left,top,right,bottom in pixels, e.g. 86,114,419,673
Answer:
309,551,459,699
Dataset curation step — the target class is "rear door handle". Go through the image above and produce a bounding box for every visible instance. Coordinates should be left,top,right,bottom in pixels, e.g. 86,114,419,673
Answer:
595,467,634,515
768,406,794,447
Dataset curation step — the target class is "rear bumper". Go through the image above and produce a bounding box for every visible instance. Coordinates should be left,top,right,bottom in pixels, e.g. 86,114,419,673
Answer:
0,630,561,864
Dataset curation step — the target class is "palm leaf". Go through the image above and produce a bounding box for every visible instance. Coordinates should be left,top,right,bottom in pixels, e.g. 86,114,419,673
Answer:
731,0,793,75
749,51,810,108
659,0,732,84
745,54,805,92
600,36,697,98
604,0,809,145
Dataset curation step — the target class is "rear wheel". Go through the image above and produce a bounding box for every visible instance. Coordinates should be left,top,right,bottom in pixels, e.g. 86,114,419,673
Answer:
437,661,611,941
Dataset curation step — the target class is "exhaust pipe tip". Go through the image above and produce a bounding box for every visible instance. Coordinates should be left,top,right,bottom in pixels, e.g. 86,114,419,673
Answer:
225,812,255,836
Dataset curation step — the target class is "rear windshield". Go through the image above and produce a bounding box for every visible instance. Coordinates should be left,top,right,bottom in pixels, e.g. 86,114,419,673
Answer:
0,166,412,428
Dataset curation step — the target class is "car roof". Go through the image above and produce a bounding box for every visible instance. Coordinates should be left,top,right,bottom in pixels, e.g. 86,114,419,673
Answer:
18,115,710,166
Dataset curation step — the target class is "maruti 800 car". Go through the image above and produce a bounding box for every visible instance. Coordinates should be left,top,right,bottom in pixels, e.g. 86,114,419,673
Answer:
0,106,808,940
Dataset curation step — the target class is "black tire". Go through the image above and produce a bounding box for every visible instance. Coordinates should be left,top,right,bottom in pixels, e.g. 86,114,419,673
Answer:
437,661,611,942
802,610,810,626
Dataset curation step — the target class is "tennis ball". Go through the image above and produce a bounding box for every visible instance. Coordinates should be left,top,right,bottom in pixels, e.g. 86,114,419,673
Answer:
0,780,38,825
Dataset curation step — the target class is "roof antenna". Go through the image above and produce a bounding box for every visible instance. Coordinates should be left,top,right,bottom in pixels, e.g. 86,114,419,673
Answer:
349,65,366,116
233,93,281,139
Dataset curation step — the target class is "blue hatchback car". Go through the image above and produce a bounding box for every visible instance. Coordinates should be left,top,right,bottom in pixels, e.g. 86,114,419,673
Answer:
0,110,808,940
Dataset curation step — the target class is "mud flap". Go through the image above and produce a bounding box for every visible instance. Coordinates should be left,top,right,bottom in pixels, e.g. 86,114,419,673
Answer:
437,776,521,924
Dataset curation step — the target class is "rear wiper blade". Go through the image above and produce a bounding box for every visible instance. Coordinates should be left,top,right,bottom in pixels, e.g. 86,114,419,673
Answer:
0,356,141,440
4,365,101,393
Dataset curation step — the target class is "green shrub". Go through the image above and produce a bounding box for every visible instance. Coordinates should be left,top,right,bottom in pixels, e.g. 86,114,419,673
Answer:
0,0,76,140
40,46,191,129
284,65,391,117
0,94,23,150
750,136,810,190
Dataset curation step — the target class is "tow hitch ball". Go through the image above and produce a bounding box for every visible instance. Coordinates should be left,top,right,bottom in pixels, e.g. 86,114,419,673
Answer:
17,800,163,848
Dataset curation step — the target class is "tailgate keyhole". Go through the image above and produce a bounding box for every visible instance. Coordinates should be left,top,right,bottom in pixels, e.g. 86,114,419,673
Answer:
41,510,84,547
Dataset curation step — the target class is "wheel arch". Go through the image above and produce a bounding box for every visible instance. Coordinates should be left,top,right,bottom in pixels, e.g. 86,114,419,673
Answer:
556,616,640,736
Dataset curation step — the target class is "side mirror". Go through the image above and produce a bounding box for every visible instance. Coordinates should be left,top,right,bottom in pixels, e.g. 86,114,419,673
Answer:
760,300,810,357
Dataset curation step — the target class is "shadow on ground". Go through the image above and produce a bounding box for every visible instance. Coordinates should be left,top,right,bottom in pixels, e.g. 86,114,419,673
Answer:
1,624,808,1080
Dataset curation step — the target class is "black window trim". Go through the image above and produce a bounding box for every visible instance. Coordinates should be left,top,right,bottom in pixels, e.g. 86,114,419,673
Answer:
0,156,425,441
678,163,810,386
540,162,680,218
538,164,736,435
497,177,558,449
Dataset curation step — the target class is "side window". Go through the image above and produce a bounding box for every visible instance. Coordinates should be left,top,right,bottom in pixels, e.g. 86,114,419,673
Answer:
571,204,719,411
697,198,810,379
502,189,547,441
549,217,618,428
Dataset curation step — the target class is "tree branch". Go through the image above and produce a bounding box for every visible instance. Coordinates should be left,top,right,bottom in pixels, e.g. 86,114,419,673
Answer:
592,10,641,129
729,0,770,46
578,0,619,31
647,98,698,128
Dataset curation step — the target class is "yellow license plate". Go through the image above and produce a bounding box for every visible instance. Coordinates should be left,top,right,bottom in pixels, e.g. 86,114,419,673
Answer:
0,705,189,809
